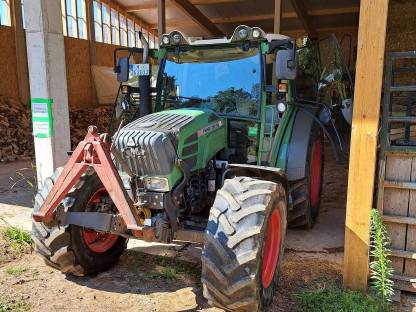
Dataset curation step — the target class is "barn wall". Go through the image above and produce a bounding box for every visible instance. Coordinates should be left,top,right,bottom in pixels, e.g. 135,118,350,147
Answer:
386,0,416,52
64,38,124,109
64,37,93,109
0,26,19,100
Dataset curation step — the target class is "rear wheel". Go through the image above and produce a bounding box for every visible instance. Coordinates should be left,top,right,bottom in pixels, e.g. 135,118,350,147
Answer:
32,169,127,276
288,122,324,228
202,176,287,311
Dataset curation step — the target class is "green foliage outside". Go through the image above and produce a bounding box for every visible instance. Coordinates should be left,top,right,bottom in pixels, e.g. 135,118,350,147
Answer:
0,298,30,312
296,284,382,312
4,267,27,275
9,165,37,203
2,227,33,251
145,267,177,280
295,209,394,312
369,209,395,307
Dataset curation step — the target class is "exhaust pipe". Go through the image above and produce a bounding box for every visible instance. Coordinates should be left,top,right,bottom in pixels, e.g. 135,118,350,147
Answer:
139,32,152,117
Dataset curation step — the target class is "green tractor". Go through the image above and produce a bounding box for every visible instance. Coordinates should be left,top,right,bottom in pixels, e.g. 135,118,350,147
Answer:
32,26,353,311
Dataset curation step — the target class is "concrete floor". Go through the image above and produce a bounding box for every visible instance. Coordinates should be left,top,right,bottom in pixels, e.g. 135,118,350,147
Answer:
0,153,347,263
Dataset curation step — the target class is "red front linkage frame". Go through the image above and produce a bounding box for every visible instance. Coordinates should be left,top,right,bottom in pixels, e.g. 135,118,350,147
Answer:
32,126,143,234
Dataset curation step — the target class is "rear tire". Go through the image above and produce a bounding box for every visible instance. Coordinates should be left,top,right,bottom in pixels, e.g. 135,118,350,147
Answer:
202,176,287,311
32,169,127,276
288,122,324,228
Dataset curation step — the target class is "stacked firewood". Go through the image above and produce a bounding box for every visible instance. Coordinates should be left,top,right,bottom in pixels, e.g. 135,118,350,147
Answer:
0,95,33,162
69,106,113,148
0,94,113,162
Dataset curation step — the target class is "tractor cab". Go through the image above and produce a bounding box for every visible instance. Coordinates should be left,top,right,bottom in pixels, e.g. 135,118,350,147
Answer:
114,26,297,168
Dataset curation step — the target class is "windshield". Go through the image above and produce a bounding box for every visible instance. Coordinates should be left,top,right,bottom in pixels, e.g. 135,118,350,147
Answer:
159,46,262,118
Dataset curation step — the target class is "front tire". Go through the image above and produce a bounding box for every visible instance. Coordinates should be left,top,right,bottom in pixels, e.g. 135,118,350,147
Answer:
32,169,127,276
202,176,287,311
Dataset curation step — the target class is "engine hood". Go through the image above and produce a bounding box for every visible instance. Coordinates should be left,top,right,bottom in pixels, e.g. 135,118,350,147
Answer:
113,108,227,188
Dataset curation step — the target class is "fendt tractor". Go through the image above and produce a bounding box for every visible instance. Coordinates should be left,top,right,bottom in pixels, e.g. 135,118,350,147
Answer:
31,26,353,311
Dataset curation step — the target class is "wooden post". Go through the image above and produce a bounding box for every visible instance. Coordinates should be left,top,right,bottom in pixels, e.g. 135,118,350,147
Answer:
343,0,389,290
86,0,99,106
12,0,30,106
157,0,166,38
274,0,281,34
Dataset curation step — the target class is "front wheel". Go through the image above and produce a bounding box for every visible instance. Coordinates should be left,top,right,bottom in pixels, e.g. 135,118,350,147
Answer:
32,170,127,276
202,176,287,311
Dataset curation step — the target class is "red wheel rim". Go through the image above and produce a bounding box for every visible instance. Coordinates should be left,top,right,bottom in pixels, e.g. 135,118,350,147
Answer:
261,208,282,288
310,139,322,208
82,188,118,253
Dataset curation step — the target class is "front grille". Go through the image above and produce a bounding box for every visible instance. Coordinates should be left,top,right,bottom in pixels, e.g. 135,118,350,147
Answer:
113,112,195,177
114,129,177,176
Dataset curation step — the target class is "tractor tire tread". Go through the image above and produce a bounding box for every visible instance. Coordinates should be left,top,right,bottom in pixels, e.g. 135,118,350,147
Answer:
32,168,126,276
202,176,287,312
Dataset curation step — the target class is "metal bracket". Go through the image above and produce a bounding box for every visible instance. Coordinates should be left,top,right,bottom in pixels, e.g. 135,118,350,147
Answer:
32,126,143,235
62,212,113,232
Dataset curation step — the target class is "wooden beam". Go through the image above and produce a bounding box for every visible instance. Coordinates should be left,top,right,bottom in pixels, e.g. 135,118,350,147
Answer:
149,7,360,29
157,0,166,37
11,0,30,105
170,0,224,36
126,0,244,11
343,0,389,290
150,14,274,28
288,0,317,38
274,0,282,33
86,0,99,106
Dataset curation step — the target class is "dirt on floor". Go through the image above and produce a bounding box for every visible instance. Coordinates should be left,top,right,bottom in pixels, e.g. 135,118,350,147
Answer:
0,143,348,311
0,229,342,312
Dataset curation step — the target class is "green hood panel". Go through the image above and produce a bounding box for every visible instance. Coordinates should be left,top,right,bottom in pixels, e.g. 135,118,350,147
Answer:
164,108,227,171
114,108,227,190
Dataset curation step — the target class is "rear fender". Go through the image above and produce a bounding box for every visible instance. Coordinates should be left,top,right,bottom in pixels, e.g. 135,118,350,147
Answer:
286,110,315,181
226,163,288,198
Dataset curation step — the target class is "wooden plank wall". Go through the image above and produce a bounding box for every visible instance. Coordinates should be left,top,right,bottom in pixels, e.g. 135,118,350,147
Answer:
384,156,412,273
383,153,416,295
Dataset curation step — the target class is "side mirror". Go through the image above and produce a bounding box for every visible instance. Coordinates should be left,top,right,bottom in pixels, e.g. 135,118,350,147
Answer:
275,43,297,80
116,57,129,82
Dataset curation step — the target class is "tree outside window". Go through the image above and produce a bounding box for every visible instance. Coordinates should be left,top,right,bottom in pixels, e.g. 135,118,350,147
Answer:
102,3,111,44
0,0,11,27
76,0,87,39
111,8,120,45
135,23,142,48
93,0,103,42
127,19,135,47
119,14,127,47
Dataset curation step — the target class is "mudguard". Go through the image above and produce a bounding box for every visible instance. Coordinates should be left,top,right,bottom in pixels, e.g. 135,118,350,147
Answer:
286,109,315,181
227,163,288,196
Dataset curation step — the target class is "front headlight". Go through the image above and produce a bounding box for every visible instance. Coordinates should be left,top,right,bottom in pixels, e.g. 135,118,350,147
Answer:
145,177,170,192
